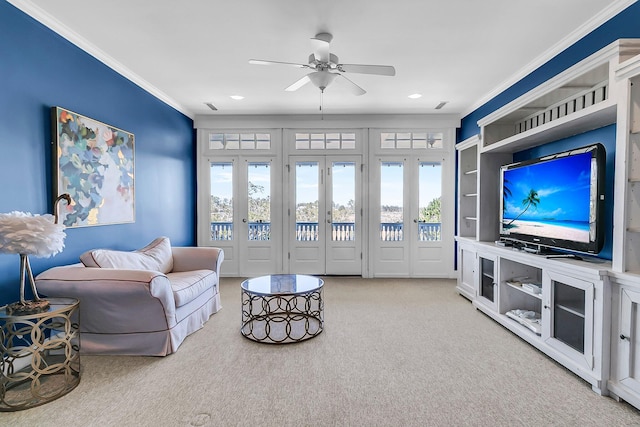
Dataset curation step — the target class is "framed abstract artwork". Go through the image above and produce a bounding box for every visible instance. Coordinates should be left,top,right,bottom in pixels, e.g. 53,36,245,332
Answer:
52,107,135,227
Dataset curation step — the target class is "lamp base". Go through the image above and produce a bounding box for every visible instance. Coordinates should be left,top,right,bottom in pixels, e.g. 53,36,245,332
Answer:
6,300,50,316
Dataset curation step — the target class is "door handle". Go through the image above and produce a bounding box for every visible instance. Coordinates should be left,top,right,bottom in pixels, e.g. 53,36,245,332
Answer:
242,218,247,223
620,334,630,341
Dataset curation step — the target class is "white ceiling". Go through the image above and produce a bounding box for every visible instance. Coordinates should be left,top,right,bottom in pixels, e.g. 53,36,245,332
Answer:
12,0,632,118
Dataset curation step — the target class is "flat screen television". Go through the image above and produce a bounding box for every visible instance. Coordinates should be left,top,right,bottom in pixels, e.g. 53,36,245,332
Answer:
499,143,605,255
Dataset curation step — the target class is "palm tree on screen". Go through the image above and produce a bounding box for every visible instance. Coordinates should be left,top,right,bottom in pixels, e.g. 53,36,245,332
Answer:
506,189,540,225
503,178,512,213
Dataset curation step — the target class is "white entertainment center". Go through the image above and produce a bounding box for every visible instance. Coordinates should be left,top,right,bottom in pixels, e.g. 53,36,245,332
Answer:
455,39,640,407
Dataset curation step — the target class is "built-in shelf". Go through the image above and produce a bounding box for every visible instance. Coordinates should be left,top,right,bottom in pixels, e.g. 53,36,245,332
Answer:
457,39,640,407
556,303,586,318
481,101,616,154
505,281,542,300
457,135,479,239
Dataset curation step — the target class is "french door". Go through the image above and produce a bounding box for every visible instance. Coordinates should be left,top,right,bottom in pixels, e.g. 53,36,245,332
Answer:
205,156,282,276
370,156,453,277
288,155,362,275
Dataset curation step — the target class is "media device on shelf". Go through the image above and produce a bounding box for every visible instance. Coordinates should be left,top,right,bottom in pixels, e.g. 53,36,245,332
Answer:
499,143,605,255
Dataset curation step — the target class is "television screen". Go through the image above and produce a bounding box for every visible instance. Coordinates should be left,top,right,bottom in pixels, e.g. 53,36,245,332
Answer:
500,144,604,254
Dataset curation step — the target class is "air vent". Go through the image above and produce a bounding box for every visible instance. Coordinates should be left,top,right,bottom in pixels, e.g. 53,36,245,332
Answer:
205,102,218,111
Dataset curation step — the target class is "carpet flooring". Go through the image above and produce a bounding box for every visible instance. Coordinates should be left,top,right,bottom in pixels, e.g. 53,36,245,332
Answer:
4,276,640,426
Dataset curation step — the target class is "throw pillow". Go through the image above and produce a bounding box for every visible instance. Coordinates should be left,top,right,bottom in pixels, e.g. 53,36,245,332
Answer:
79,237,173,273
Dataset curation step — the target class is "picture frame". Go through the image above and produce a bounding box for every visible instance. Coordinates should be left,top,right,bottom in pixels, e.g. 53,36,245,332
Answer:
51,106,135,227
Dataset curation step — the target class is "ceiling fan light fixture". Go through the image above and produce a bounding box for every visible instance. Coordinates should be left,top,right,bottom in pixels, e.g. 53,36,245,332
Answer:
250,32,395,97
308,71,338,90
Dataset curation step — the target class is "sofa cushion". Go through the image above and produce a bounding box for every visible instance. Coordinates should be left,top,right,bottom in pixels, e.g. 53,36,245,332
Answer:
80,237,173,274
166,269,217,307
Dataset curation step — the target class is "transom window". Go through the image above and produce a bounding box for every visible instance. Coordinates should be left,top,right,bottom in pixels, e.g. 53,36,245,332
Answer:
209,133,271,150
381,132,443,149
295,132,356,150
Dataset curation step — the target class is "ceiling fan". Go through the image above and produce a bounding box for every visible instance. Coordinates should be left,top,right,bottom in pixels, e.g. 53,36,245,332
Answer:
249,32,396,96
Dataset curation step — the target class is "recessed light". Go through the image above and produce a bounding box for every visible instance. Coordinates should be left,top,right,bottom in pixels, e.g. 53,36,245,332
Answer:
408,93,422,99
230,95,244,100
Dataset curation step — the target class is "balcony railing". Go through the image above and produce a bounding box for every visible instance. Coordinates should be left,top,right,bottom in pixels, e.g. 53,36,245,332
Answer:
210,222,441,242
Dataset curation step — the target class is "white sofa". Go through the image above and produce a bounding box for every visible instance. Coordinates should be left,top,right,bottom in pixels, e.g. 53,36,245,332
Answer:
35,237,223,356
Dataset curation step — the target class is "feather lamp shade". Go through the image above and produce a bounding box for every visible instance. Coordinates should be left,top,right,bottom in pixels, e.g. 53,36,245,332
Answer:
0,210,67,315
0,212,66,257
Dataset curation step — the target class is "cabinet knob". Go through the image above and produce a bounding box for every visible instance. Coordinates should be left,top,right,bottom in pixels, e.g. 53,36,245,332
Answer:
620,334,630,341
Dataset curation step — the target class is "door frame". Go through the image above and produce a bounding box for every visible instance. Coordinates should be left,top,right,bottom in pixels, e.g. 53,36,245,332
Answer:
286,154,364,275
367,128,456,278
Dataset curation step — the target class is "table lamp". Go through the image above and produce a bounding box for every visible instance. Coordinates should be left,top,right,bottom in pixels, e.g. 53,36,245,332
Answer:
0,194,71,315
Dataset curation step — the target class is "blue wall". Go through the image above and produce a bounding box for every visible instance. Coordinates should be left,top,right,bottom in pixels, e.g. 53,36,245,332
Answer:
459,2,640,141
0,2,196,305
458,3,640,259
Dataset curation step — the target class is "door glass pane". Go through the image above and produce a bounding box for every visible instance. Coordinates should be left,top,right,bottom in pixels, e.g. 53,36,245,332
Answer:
553,281,585,353
240,134,255,149
210,162,233,240
224,134,239,149
296,162,319,241
255,133,271,150
295,133,310,150
310,134,325,149
326,133,340,149
427,132,444,148
380,133,395,149
419,161,442,241
341,133,356,149
396,133,411,149
248,162,270,241
412,133,427,149
332,162,355,241
380,161,403,241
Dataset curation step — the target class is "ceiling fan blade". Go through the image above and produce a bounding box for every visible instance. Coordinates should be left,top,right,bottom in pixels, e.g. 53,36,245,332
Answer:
249,59,308,68
285,75,311,92
339,63,396,76
337,74,366,96
310,32,332,63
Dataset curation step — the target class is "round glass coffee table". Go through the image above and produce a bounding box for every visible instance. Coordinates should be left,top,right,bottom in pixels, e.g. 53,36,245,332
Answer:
241,274,324,344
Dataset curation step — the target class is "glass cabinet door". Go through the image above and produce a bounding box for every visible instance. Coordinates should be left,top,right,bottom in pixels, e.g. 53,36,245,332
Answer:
543,271,594,370
478,255,497,309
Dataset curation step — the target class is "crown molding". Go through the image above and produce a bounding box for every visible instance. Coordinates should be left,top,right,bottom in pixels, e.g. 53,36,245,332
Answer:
462,0,638,118
8,0,194,119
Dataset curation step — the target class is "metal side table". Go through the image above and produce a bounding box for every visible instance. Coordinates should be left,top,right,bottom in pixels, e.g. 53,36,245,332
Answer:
0,297,81,411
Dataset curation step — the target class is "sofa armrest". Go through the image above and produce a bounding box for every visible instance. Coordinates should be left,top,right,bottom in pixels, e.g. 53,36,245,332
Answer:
171,247,224,277
35,265,177,332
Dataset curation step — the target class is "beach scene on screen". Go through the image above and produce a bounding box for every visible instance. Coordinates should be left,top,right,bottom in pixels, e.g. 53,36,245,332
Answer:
501,152,594,244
